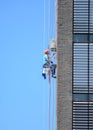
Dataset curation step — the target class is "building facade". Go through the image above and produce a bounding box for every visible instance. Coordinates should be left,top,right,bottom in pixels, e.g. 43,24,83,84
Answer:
57,0,93,129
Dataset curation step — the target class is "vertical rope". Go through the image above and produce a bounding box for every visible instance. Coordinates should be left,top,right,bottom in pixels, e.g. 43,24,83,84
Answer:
52,79,55,130
42,1,46,130
48,0,51,48
48,82,51,130
43,0,46,50
42,0,56,130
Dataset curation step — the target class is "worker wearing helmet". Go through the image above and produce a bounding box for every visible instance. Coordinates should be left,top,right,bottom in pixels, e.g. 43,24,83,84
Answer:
42,50,50,79
43,50,50,65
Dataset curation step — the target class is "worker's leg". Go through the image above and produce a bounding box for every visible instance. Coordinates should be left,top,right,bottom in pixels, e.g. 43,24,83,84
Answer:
42,67,46,79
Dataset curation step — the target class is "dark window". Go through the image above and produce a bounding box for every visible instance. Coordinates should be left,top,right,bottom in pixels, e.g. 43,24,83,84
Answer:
74,34,93,42
90,34,93,42
89,94,93,101
73,34,88,42
73,94,89,101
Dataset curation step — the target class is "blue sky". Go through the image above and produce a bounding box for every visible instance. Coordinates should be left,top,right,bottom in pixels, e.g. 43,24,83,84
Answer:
0,0,56,130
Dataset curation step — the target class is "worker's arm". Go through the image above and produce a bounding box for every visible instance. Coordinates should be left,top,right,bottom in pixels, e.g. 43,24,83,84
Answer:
49,53,56,60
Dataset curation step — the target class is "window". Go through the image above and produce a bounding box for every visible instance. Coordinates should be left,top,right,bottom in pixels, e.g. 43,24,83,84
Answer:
73,34,89,42
73,0,93,129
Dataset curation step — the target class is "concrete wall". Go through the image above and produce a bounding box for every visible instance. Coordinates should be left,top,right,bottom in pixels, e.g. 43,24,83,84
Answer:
56,0,73,130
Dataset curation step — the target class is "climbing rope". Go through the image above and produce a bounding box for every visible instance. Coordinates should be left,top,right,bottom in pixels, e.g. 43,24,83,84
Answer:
48,0,51,45
52,79,55,130
42,0,56,130
48,82,51,130
48,0,56,128
48,76,56,130
43,0,46,50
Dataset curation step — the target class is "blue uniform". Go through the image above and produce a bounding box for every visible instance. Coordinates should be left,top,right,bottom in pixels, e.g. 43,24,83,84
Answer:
42,54,50,79
43,54,49,65
42,54,56,79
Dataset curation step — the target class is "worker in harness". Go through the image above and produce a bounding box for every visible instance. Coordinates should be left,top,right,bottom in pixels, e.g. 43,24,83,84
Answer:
42,50,50,79
42,50,56,79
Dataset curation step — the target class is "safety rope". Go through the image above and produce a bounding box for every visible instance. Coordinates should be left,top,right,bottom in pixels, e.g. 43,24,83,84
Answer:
48,0,56,126
42,0,56,130
48,0,52,128
48,77,56,130
48,81,51,130
43,0,46,50
48,0,51,45
42,1,47,130
52,79,55,130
